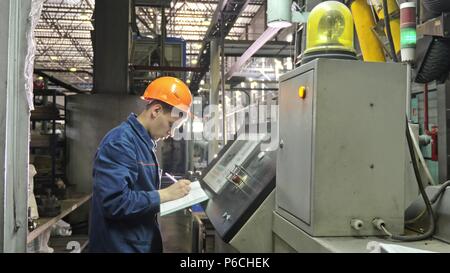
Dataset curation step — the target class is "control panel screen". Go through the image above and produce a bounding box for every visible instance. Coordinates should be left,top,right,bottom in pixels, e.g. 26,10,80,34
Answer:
202,135,260,194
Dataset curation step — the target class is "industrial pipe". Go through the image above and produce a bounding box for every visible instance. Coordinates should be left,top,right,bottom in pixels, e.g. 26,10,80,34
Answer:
423,83,438,161
424,83,429,133
350,0,386,62
383,0,398,62
371,0,401,56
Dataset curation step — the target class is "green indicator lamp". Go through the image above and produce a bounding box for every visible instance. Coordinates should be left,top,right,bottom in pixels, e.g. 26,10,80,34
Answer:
400,2,416,63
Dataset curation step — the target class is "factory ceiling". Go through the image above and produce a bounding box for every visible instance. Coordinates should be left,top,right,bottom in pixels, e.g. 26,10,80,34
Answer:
34,0,265,91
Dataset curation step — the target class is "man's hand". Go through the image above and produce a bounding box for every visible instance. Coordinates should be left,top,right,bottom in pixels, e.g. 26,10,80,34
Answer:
158,179,191,203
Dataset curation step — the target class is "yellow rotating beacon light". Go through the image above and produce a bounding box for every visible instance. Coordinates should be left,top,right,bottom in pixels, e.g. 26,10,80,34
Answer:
302,1,357,63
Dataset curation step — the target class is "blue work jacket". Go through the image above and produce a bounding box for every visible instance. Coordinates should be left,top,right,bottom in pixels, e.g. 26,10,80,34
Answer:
89,113,163,253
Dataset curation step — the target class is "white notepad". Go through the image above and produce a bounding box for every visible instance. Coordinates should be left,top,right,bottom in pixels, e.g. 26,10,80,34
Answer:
160,181,209,216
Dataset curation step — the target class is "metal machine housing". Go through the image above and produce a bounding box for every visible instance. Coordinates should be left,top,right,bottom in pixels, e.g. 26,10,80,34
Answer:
276,59,407,236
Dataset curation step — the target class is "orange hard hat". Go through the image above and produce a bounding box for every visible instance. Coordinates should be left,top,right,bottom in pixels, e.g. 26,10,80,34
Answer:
141,76,193,114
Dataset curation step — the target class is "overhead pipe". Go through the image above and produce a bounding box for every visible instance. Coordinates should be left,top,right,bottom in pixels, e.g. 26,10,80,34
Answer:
350,0,386,62
370,0,401,57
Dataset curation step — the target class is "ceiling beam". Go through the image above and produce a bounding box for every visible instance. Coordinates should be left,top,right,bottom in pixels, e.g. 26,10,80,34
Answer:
131,65,208,73
189,0,253,94
41,12,93,63
34,70,88,93
35,68,93,76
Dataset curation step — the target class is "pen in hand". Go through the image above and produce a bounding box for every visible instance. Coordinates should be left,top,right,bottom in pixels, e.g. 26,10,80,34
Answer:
165,172,178,184
161,173,192,201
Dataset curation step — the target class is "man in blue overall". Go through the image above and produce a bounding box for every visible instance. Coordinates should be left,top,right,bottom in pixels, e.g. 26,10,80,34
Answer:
89,77,193,253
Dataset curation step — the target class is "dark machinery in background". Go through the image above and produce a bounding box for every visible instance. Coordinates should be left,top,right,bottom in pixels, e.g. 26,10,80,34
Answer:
94,0,190,175
128,0,190,96
129,36,186,94
129,1,189,175
411,0,450,184
93,0,188,89
405,0,450,242
414,0,450,83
